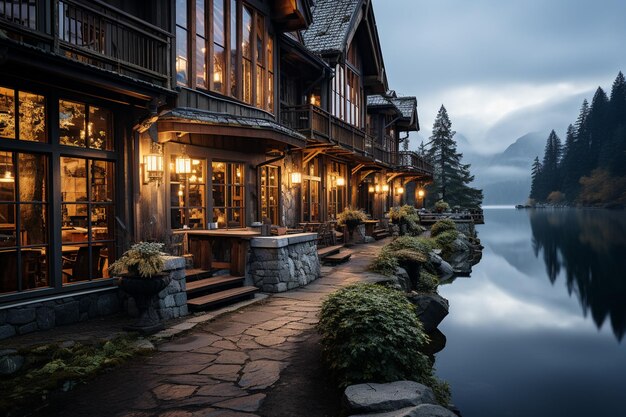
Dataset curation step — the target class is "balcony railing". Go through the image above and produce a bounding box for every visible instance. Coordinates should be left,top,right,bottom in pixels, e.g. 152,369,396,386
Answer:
395,151,434,175
0,0,172,87
281,104,371,155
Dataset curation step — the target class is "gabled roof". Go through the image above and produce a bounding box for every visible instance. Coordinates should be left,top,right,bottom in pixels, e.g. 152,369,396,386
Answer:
367,94,402,114
391,97,417,120
302,0,360,55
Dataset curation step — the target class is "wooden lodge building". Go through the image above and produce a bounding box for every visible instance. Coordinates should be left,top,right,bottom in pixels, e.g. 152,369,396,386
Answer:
0,0,432,337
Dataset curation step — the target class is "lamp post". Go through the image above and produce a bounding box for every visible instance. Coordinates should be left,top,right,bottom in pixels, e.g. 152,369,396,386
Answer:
418,189,425,209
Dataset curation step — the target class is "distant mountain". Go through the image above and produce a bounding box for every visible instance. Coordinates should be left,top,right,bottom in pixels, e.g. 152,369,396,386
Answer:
475,131,549,205
490,131,548,168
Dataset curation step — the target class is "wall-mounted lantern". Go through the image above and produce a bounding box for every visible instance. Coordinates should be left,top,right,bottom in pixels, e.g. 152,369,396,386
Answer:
397,186,404,194
382,184,389,193
143,142,163,185
175,145,192,175
290,171,302,185
336,176,345,186
368,185,375,193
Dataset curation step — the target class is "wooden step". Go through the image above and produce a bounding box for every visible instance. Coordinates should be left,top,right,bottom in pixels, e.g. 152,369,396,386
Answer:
186,275,245,295
185,268,214,280
187,286,259,310
323,250,352,264
372,229,390,240
317,244,344,258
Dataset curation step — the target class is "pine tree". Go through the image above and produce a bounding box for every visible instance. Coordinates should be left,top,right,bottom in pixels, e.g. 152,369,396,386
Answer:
529,156,542,201
539,130,562,200
418,140,427,156
560,124,578,200
606,71,626,175
425,105,483,208
586,87,609,172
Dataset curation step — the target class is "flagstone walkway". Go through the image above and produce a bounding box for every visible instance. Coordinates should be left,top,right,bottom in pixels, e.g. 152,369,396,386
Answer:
41,240,389,417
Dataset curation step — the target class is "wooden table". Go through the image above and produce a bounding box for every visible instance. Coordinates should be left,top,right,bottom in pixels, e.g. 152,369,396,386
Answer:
363,219,379,236
180,229,261,276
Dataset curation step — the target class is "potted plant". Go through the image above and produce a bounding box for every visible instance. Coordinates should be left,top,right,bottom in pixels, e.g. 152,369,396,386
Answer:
337,206,367,242
435,200,450,213
109,242,170,334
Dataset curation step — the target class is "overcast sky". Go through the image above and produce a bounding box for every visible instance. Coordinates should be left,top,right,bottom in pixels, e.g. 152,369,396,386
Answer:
372,0,626,155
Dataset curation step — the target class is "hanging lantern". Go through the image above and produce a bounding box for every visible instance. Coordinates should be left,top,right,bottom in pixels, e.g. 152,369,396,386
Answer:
175,146,192,175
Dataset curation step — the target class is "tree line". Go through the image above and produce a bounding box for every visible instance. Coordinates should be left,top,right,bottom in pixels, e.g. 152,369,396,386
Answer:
530,71,626,206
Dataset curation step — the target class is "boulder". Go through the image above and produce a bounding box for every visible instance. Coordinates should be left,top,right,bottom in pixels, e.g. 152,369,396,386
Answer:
437,261,454,282
407,294,449,332
350,404,457,417
446,235,473,274
0,349,24,375
394,267,412,292
343,381,437,413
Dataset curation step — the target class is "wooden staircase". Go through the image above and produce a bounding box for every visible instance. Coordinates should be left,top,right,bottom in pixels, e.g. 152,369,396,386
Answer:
318,244,352,265
185,269,258,311
372,228,390,240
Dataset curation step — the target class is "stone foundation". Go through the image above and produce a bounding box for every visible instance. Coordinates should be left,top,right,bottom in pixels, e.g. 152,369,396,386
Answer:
0,289,122,340
122,256,188,321
248,233,320,292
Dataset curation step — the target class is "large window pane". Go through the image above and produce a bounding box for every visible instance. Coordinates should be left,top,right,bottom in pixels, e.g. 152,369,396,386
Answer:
196,36,207,89
19,92,46,142
89,106,113,150
212,161,244,228
230,0,238,97
176,26,189,86
213,45,225,93
59,100,86,147
0,87,15,139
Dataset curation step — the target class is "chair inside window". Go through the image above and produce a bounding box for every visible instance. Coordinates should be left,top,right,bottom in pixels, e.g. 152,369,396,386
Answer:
62,246,103,282
0,250,42,292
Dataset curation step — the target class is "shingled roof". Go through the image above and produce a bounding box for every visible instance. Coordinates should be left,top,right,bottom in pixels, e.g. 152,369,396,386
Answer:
367,94,402,114
391,96,417,119
302,0,361,55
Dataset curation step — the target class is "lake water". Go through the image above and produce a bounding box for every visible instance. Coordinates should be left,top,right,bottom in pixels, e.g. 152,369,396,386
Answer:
436,207,626,417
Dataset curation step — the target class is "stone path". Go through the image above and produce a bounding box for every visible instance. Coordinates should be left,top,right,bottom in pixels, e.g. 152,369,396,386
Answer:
42,240,389,417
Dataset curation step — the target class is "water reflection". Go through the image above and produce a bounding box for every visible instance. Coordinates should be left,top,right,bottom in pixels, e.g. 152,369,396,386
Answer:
529,209,626,341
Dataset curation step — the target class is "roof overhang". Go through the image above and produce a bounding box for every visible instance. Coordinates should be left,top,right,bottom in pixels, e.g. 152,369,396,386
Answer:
271,0,313,31
157,108,306,150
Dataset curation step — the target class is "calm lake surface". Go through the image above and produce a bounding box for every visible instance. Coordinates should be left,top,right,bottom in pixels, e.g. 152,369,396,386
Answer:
436,207,626,417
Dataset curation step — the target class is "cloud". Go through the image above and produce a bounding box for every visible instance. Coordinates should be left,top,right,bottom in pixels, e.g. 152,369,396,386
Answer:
373,0,626,155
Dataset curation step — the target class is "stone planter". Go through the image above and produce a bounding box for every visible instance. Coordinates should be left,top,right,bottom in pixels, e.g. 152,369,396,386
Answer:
119,274,171,335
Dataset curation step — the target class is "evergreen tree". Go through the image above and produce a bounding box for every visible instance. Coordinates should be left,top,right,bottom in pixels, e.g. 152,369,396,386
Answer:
425,105,483,208
418,140,427,156
539,130,562,200
586,87,609,172
560,124,578,200
606,72,626,175
529,156,542,201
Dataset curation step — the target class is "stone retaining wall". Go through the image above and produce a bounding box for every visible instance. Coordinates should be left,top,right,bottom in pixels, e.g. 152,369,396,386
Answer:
248,233,320,292
0,256,187,340
122,256,188,320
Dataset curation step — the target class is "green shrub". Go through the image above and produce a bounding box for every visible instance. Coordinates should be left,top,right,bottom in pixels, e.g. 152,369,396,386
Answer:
317,283,449,404
389,205,424,236
417,271,440,293
433,230,459,259
370,248,399,276
387,235,438,255
337,206,368,230
430,219,456,237
435,200,450,212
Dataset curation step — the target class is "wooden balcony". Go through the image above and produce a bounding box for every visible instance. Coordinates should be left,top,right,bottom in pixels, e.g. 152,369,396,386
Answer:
394,151,434,175
281,104,374,157
0,0,172,88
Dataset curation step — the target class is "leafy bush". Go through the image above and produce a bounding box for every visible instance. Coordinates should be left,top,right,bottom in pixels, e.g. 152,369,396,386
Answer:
389,205,424,236
317,283,450,403
370,248,399,276
433,230,459,259
430,219,456,237
434,200,450,212
417,271,440,293
109,241,165,277
337,206,368,230
387,235,438,255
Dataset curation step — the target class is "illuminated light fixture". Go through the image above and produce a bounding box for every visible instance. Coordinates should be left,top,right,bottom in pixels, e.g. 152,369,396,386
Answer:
192,159,201,165
291,171,302,185
382,184,389,192
418,189,425,198
397,187,404,195
0,169,14,183
375,184,381,193
336,176,345,186
143,142,163,185
368,185,375,193
189,175,198,182
175,146,192,175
